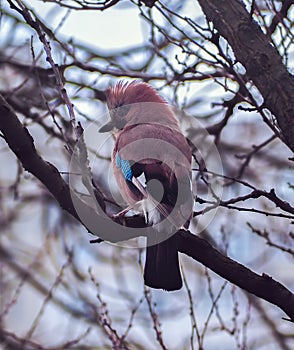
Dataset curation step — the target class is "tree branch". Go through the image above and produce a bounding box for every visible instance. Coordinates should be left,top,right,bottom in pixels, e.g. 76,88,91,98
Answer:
0,94,144,242
267,0,293,36
1,95,294,321
177,229,294,322
198,0,294,152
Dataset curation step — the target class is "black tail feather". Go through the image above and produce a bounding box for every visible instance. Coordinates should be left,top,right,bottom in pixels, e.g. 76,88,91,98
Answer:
144,234,182,291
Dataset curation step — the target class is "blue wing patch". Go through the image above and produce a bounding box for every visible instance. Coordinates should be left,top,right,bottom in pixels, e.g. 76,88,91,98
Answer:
115,153,133,181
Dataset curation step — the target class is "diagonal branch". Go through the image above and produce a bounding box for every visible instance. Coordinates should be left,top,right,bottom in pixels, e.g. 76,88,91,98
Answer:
177,229,294,322
0,94,144,242
1,95,294,321
267,0,293,36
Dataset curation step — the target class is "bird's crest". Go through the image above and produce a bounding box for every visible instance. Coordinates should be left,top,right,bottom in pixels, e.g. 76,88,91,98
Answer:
106,80,166,110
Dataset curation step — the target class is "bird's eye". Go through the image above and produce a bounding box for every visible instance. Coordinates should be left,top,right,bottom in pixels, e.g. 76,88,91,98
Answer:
114,104,130,117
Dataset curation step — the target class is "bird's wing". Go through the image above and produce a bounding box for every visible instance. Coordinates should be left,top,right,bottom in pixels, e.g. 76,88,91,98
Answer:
113,123,192,226
114,123,191,167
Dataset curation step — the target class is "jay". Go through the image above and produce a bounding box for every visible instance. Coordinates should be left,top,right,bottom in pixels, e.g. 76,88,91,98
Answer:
99,81,192,291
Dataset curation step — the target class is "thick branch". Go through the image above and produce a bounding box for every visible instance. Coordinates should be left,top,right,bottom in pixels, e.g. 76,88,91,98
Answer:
1,95,294,321
177,229,294,321
0,95,143,242
0,95,78,218
198,0,294,152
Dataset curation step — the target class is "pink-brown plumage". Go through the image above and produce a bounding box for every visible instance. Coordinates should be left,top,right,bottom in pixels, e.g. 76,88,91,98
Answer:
106,81,180,131
101,80,192,291
106,80,166,107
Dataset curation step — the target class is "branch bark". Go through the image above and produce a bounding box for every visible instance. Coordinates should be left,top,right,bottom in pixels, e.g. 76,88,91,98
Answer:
0,95,78,218
198,0,294,152
0,95,144,242
177,230,294,322
1,95,294,321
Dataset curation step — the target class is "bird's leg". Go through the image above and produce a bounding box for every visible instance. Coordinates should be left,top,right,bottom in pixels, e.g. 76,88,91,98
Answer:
112,206,133,219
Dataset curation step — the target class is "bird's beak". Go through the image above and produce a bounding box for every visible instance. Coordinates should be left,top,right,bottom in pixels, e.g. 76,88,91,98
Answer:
99,120,114,133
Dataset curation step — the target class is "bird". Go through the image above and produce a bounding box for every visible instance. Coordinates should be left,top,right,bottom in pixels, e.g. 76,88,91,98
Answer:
99,81,193,291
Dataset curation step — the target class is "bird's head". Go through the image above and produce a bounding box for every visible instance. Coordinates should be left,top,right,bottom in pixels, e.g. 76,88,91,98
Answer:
99,81,174,133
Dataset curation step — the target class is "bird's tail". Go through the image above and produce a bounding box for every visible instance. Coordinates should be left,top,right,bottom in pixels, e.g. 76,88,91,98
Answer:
144,233,182,291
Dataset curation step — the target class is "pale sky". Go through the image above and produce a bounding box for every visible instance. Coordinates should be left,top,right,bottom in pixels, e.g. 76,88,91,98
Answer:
24,0,147,51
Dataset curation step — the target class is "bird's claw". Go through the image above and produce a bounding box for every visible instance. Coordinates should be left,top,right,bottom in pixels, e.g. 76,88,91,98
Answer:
112,206,132,220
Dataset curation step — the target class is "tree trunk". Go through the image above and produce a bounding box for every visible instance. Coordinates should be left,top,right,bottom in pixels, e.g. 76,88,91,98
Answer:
198,0,294,152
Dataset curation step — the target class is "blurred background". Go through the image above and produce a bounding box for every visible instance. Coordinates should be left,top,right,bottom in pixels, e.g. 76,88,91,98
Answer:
0,0,294,349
